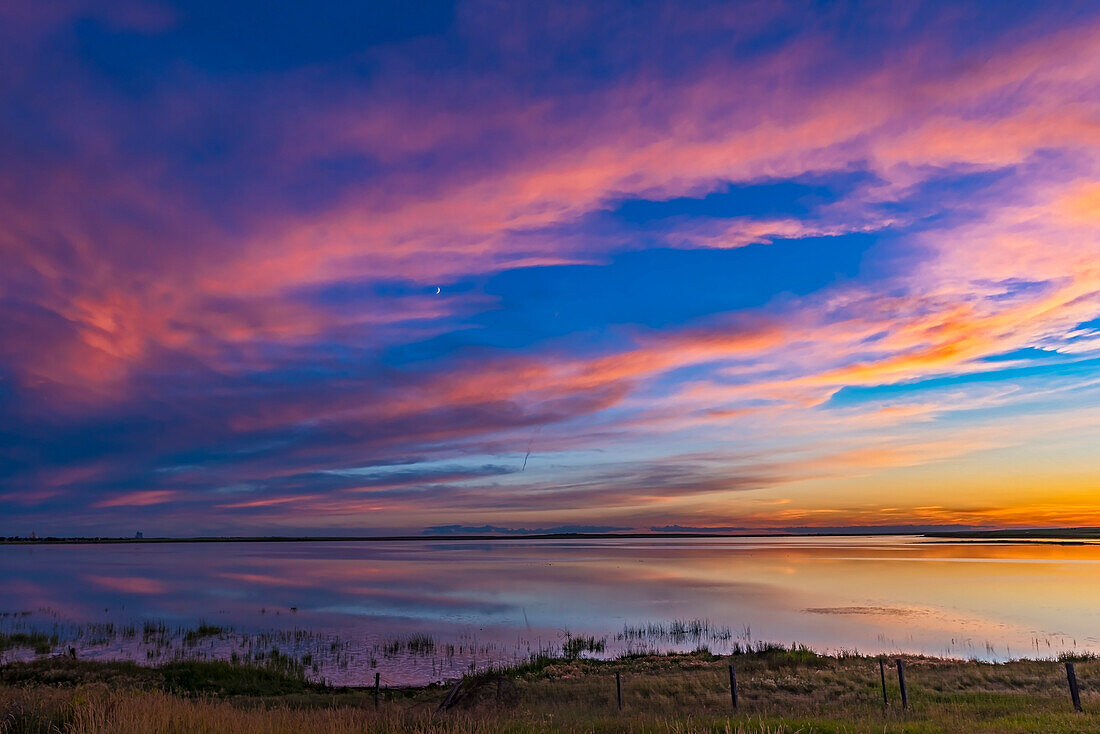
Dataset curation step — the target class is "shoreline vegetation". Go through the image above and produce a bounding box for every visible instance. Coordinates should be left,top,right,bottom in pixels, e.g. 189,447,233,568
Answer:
3,647,1099,733
0,616,749,688
3,532,917,545
6,527,1100,544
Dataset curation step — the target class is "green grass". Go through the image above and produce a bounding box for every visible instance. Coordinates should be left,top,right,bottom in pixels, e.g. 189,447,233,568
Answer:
2,649,1099,732
0,658,325,697
0,633,57,655
159,660,322,696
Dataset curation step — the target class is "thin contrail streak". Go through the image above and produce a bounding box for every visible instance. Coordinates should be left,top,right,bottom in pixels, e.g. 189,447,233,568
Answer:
521,426,542,471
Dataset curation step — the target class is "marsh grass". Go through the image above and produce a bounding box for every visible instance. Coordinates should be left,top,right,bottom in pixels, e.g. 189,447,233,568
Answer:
618,619,733,646
182,623,227,647
0,634,56,656
563,635,606,660
14,610,1083,691
4,647,1100,732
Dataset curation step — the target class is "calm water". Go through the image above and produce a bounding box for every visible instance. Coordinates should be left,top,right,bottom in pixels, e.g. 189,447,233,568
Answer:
3,535,1100,684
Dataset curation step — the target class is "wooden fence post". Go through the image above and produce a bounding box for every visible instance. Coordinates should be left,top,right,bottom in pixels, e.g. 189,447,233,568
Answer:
879,657,888,706
729,664,738,711
374,672,380,708
436,679,462,714
616,671,622,710
895,659,908,710
1066,662,1083,712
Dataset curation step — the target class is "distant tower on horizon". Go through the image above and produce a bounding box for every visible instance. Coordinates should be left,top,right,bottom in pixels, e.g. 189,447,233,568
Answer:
135,531,144,539
29,531,37,540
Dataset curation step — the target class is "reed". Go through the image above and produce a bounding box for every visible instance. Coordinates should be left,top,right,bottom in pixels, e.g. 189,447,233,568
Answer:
0,633,57,656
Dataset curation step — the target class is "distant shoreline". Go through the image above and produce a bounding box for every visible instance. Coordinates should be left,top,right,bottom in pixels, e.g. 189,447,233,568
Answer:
2,530,926,545
5,528,1099,545
924,528,1100,540
6,527,1100,545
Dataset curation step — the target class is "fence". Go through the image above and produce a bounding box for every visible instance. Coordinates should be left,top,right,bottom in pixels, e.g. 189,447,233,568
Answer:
420,656,1091,714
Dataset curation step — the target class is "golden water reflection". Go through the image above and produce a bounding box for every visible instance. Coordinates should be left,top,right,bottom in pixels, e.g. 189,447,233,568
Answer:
3,536,1099,682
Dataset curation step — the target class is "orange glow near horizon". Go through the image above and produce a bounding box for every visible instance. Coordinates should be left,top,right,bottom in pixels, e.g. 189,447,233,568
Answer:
2,1,1100,536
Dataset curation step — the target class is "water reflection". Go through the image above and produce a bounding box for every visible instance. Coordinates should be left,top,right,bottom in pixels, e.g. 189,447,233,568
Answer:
3,536,1100,684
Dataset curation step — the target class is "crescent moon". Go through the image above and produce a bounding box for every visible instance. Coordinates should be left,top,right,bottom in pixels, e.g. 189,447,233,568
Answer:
435,287,441,295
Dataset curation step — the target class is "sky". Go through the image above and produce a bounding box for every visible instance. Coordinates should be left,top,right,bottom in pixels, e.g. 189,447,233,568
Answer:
1,0,1099,536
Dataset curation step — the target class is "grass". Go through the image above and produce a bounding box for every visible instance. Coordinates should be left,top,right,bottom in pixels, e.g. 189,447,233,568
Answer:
182,623,227,646
0,658,324,697
619,619,733,644
563,634,606,660
0,633,57,656
3,648,1100,732
383,634,437,658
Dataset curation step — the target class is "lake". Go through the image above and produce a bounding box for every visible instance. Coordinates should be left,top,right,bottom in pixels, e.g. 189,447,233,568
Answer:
3,535,1099,685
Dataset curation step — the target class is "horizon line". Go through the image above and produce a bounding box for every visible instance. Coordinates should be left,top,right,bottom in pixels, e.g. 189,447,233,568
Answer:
5,527,1098,544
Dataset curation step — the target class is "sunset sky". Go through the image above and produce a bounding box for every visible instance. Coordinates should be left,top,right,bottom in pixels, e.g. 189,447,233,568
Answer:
2,0,1099,536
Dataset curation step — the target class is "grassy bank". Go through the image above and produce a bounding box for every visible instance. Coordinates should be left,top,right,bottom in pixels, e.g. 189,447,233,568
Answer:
3,648,1099,733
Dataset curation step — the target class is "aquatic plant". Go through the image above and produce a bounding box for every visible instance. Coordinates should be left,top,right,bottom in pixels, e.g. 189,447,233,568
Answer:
617,618,732,645
562,634,606,660
183,623,227,646
0,632,57,655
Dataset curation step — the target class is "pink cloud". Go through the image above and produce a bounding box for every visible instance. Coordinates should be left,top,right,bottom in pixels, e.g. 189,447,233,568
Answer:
85,575,170,594
5,13,1098,402
95,490,180,508
3,2,1100,531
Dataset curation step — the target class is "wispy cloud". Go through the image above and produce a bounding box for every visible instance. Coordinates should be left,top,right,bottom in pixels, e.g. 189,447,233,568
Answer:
2,0,1100,534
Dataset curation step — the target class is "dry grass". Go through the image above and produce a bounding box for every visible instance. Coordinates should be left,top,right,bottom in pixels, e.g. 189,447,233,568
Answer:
4,650,1100,733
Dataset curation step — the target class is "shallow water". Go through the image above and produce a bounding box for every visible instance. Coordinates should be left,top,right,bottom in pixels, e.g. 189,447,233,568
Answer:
3,535,1100,685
